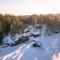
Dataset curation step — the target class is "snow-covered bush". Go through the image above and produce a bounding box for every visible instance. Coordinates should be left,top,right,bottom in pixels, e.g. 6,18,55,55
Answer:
13,36,29,46
36,25,42,29
24,28,30,33
3,33,14,46
31,33,40,38
30,28,40,38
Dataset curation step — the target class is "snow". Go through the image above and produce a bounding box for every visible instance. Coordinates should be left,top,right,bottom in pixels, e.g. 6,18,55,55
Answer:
24,28,29,33
3,34,14,45
0,25,60,60
13,34,21,41
52,53,60,60
22,32,31,37
0,44,21,57
31,31,40,35
0,43,31,60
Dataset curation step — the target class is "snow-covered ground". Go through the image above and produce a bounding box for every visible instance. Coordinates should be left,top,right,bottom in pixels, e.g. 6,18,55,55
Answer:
0,25,60,60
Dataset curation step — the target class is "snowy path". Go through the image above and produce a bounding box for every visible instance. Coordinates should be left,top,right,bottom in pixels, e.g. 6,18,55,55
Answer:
1,43,32,60
0,43,51,60
0,38,52,60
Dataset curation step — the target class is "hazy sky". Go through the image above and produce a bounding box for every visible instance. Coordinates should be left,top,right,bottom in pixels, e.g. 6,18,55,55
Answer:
0,0,60,15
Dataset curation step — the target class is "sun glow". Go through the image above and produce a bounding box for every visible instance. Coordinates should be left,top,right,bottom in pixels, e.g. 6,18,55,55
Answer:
0,0,60,15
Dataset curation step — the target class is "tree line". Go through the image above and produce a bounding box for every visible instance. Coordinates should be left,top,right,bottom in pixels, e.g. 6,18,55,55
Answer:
0,13,60,44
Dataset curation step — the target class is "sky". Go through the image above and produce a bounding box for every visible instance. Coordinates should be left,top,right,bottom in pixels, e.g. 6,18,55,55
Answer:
0,0,60,15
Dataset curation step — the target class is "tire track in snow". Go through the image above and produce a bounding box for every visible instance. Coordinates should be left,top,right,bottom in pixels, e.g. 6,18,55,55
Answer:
1,43,31,60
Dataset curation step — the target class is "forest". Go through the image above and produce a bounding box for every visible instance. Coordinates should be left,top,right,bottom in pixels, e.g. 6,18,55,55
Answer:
0,14,60,44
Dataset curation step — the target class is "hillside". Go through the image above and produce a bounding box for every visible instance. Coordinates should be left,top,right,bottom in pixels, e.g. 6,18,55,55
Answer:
0,25,60,60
